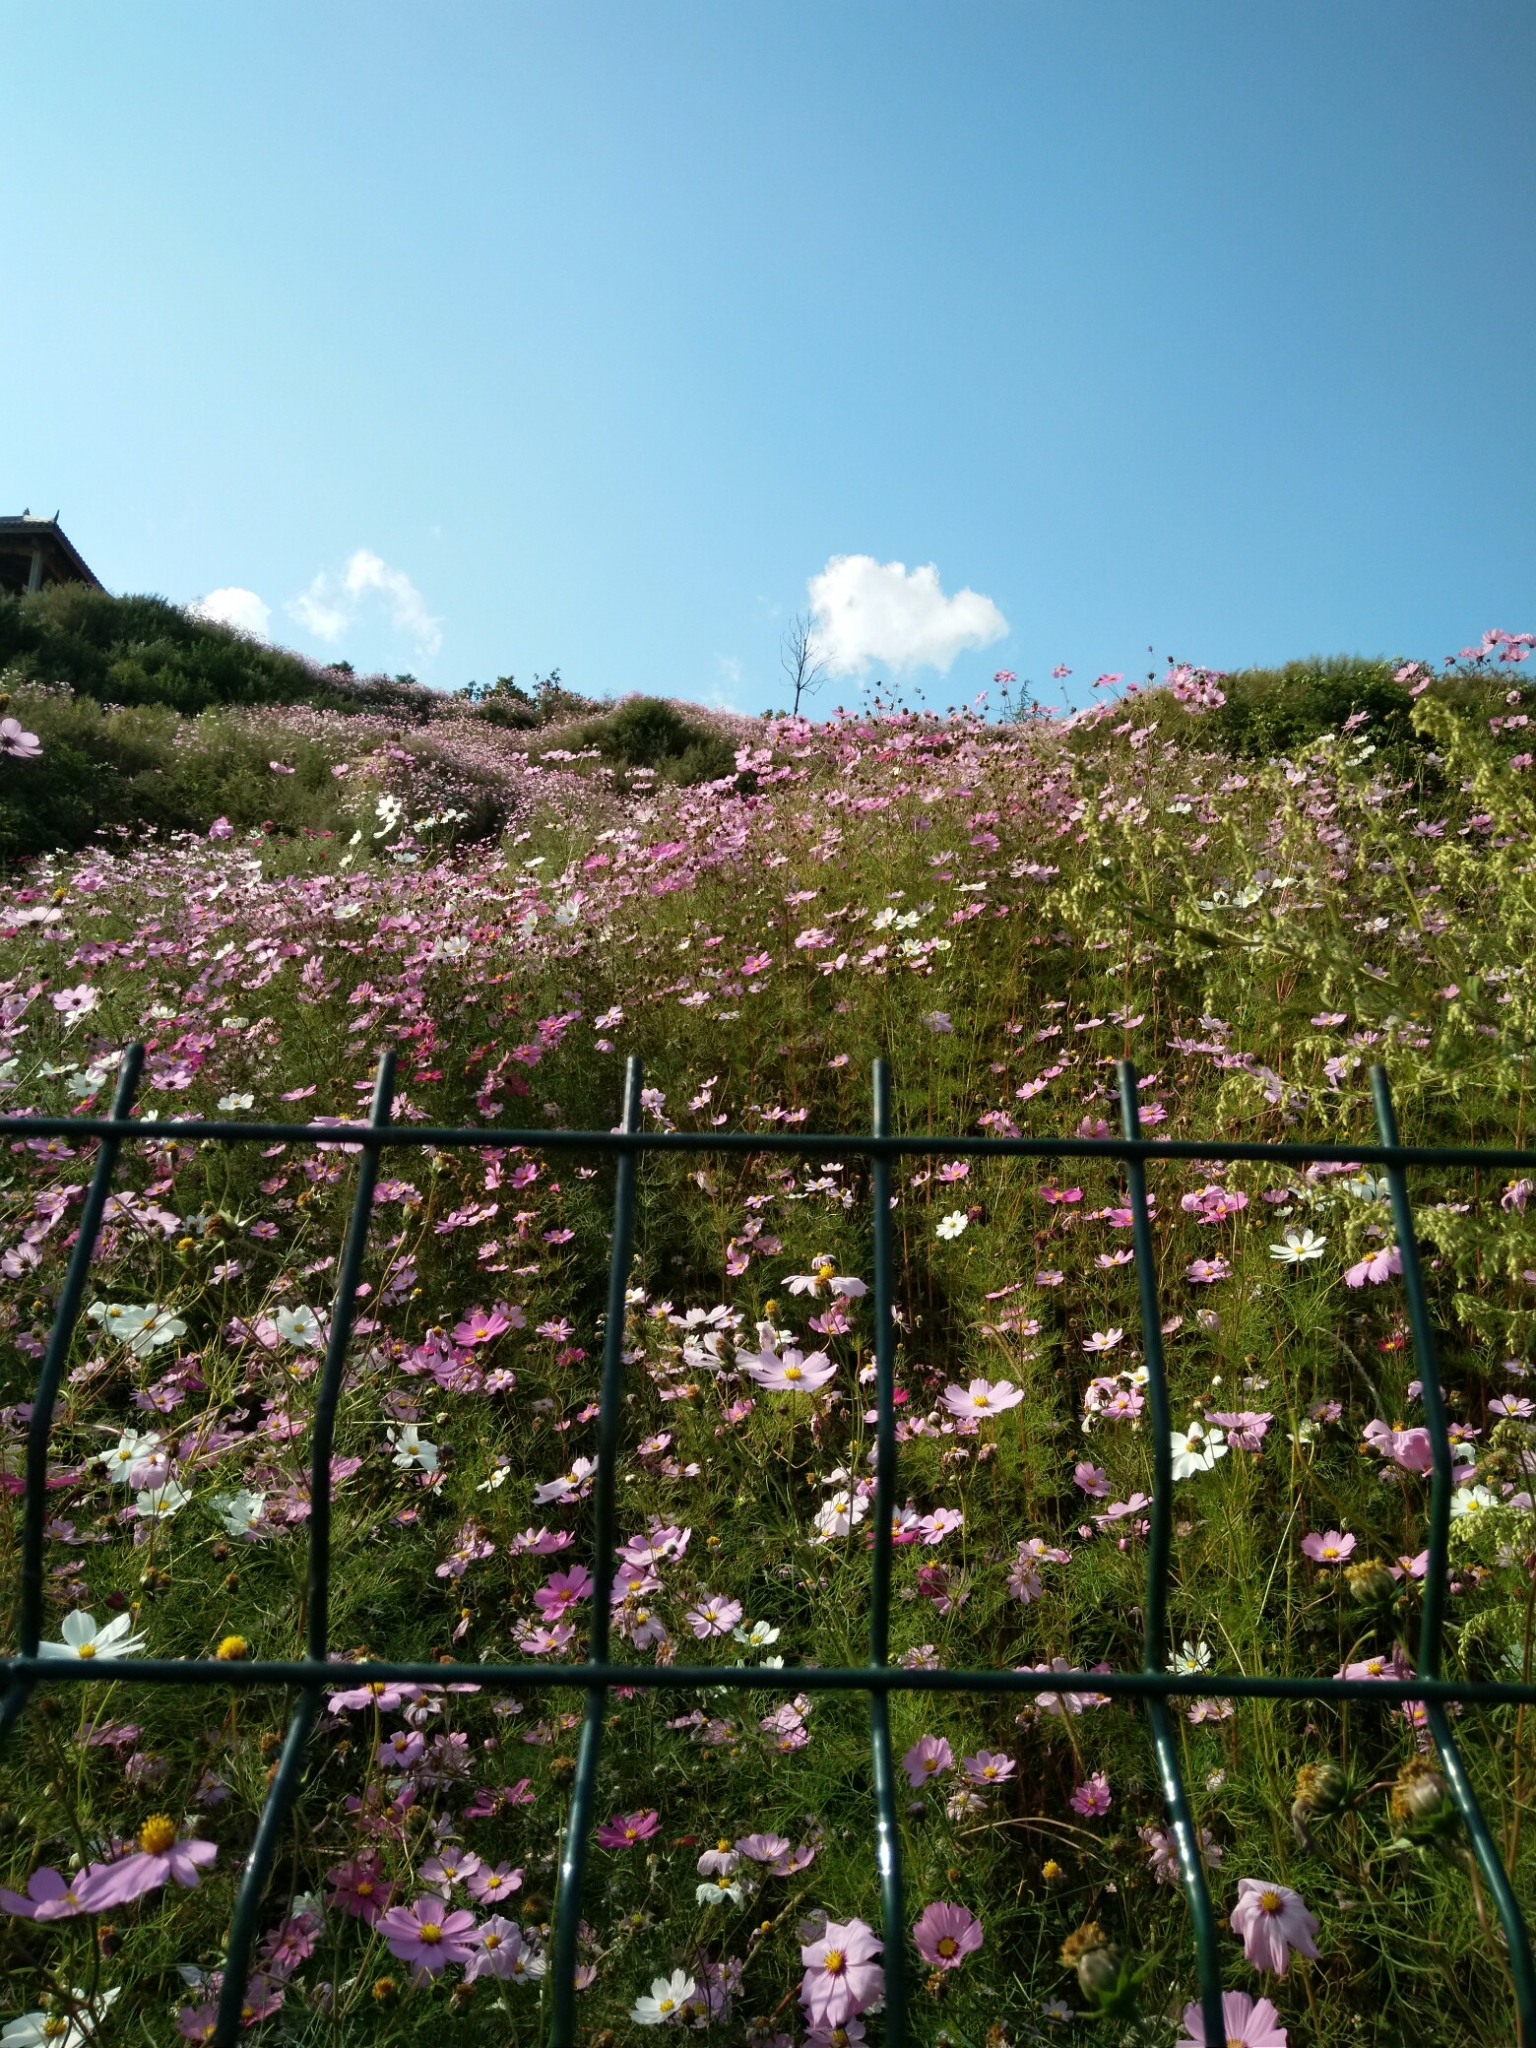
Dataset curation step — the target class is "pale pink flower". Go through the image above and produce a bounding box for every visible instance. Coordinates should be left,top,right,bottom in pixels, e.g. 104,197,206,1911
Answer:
1230,1879,1320,1976
377,1894,478,1972
963,1749,1015,1787
1069,1772,1112,1816
800,1916,884,2027
902,1734,954,1786
1301,1529,1355,1564
1176,1990,1288,2046
940,1377,1024,1419
911,1900,983,1969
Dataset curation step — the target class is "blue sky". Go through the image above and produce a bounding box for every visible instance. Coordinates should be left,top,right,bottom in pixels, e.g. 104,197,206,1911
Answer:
5,3,1532,712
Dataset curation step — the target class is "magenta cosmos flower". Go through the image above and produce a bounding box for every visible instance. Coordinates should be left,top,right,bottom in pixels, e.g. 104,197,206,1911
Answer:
1069,1772,1113,1817
1301,1529,1355,1564
75,1817,217,1908
1230,1879,1320,1976
912,1901,983,1969
377,1894,479,1972
325,1852,395,1923
1176,1989,1288,2046
597,1808,660,1848
800,1916,884,2026
902,1734,954,1787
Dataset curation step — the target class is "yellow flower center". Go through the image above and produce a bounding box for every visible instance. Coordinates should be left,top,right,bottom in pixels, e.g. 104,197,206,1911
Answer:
357,1879,374,1898
938,1936,958,1958
816,1262,835,1280
484,1933,502,1950
824,1949,846,1975
419,1921,442,1944
972,1392,988,1406
43,2022,68,2041
77,1642,97,1659
982,1765,998,1779
216,1635,249,1660
717,1838,731,1852
139,1814,178,1854
1259,1890,1283,1914
784,1363,802,1380
658,2000,676,2016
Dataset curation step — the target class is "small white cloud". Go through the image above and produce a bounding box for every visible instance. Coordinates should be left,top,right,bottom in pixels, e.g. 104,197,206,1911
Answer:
288,548,441,657
188,586,271,639
807,554,1007,676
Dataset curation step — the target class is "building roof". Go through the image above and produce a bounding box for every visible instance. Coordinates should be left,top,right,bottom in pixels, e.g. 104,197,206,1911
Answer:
0,516,105,596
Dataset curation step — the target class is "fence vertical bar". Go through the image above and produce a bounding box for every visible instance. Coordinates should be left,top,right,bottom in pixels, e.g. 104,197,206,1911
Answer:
868,1059,908,2043
1,1044,143,1745
1371,1066,1536,2042
549,1056,644,2048
1119,1060,1225,2045
213,1051,395,2048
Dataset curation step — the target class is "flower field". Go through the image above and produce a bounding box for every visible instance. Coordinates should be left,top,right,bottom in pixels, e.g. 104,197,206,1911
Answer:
1,639,1535,2047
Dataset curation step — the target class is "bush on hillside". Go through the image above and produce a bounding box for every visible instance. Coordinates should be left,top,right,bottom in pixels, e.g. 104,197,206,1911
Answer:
571,695,737,783
1202,655,1415,758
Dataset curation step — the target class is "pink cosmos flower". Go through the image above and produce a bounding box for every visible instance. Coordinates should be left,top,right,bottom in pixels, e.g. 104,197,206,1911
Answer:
911,1900,983,1969
686,1594,744,1638
735,1832,792,1864
1230,1879,1321,1976
534,1566,594,1617
1073,1461,1110,1497
420,1848,481,1890
0,717,42,759
75,1822,217,1908
208,816,233,840
902,1734,954,1787
518,1622,575,1656
597,1809,660,1848
467,1860,523,1905
741,1345,837,1393
1069,1772,1113,1816
1362,1420,1434,1473
800,1916,884,2027
377,1894,479,1972
1185,1257,1231,1284
1176,1990,1288,2046
963,1749,1015,1787
1345,1245,1403,1288
1301,1529,1356,1564
466,1916,540,1981
325,1852,395,1923
0,1866,94,1919
453,1305,511,1344
940,1377,1024,1419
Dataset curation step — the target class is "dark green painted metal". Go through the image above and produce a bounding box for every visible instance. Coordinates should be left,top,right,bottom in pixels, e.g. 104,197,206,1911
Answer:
1371,1068,1536,2044
214,1053,396,2048
5,1654,1533,1706
868,1060,907,2043
2,1045,1533,2041
548,1056,644,2048
1120,1061,1225,2048
1,1046,142,1744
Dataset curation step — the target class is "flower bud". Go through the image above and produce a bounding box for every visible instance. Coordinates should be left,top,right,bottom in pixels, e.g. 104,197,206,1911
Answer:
1293,1760,1348,1816
1060,1921,1124,1997
1343,1557,1397,1604
1390,1757,1455,1836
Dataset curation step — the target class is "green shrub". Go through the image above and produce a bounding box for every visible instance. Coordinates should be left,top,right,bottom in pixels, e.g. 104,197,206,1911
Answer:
573,695,736,782
1203,655,1413,757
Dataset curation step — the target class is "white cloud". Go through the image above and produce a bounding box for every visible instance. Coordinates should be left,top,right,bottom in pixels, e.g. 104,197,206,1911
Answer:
288,548,442,657
188,586,271,639
807,554,1007,677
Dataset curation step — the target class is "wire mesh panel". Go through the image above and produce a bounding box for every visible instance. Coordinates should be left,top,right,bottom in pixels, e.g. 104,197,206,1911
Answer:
2,1052,1534,2047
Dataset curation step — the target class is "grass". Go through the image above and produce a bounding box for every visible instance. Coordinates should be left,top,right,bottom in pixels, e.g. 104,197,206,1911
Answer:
0,641,1533,2047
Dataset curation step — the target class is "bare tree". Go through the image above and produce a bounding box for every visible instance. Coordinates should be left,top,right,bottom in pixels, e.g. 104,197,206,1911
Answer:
781,612,828,717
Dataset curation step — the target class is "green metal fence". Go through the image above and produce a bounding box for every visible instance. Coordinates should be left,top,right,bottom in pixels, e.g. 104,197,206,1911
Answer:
2,1050,1534,2047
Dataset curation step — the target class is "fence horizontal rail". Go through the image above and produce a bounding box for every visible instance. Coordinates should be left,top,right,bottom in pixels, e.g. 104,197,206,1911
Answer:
7,1657,1536,1707
4,1109,1536,1172
1,1047,1533,2048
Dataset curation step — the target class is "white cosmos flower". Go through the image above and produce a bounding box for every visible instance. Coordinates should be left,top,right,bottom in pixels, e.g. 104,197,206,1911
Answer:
210,1489,268,1538
86,1302,186,1356
935,1210,969,1240
1171,1639,1212,1674
732,1619,781,1647
388,1425,438,1471
276,1304,324,1348
695,1876,745,1907
1269,1229,1327,1264
1450,1484,1499,1519
135,1481,190,1522
216,1093,255,1112
2,1988,120,2048
92,1428,162,1485
1169,1423,1228,1481
38,1611,147,1661
631,1972,697,2025
1082,1327,1125,1355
